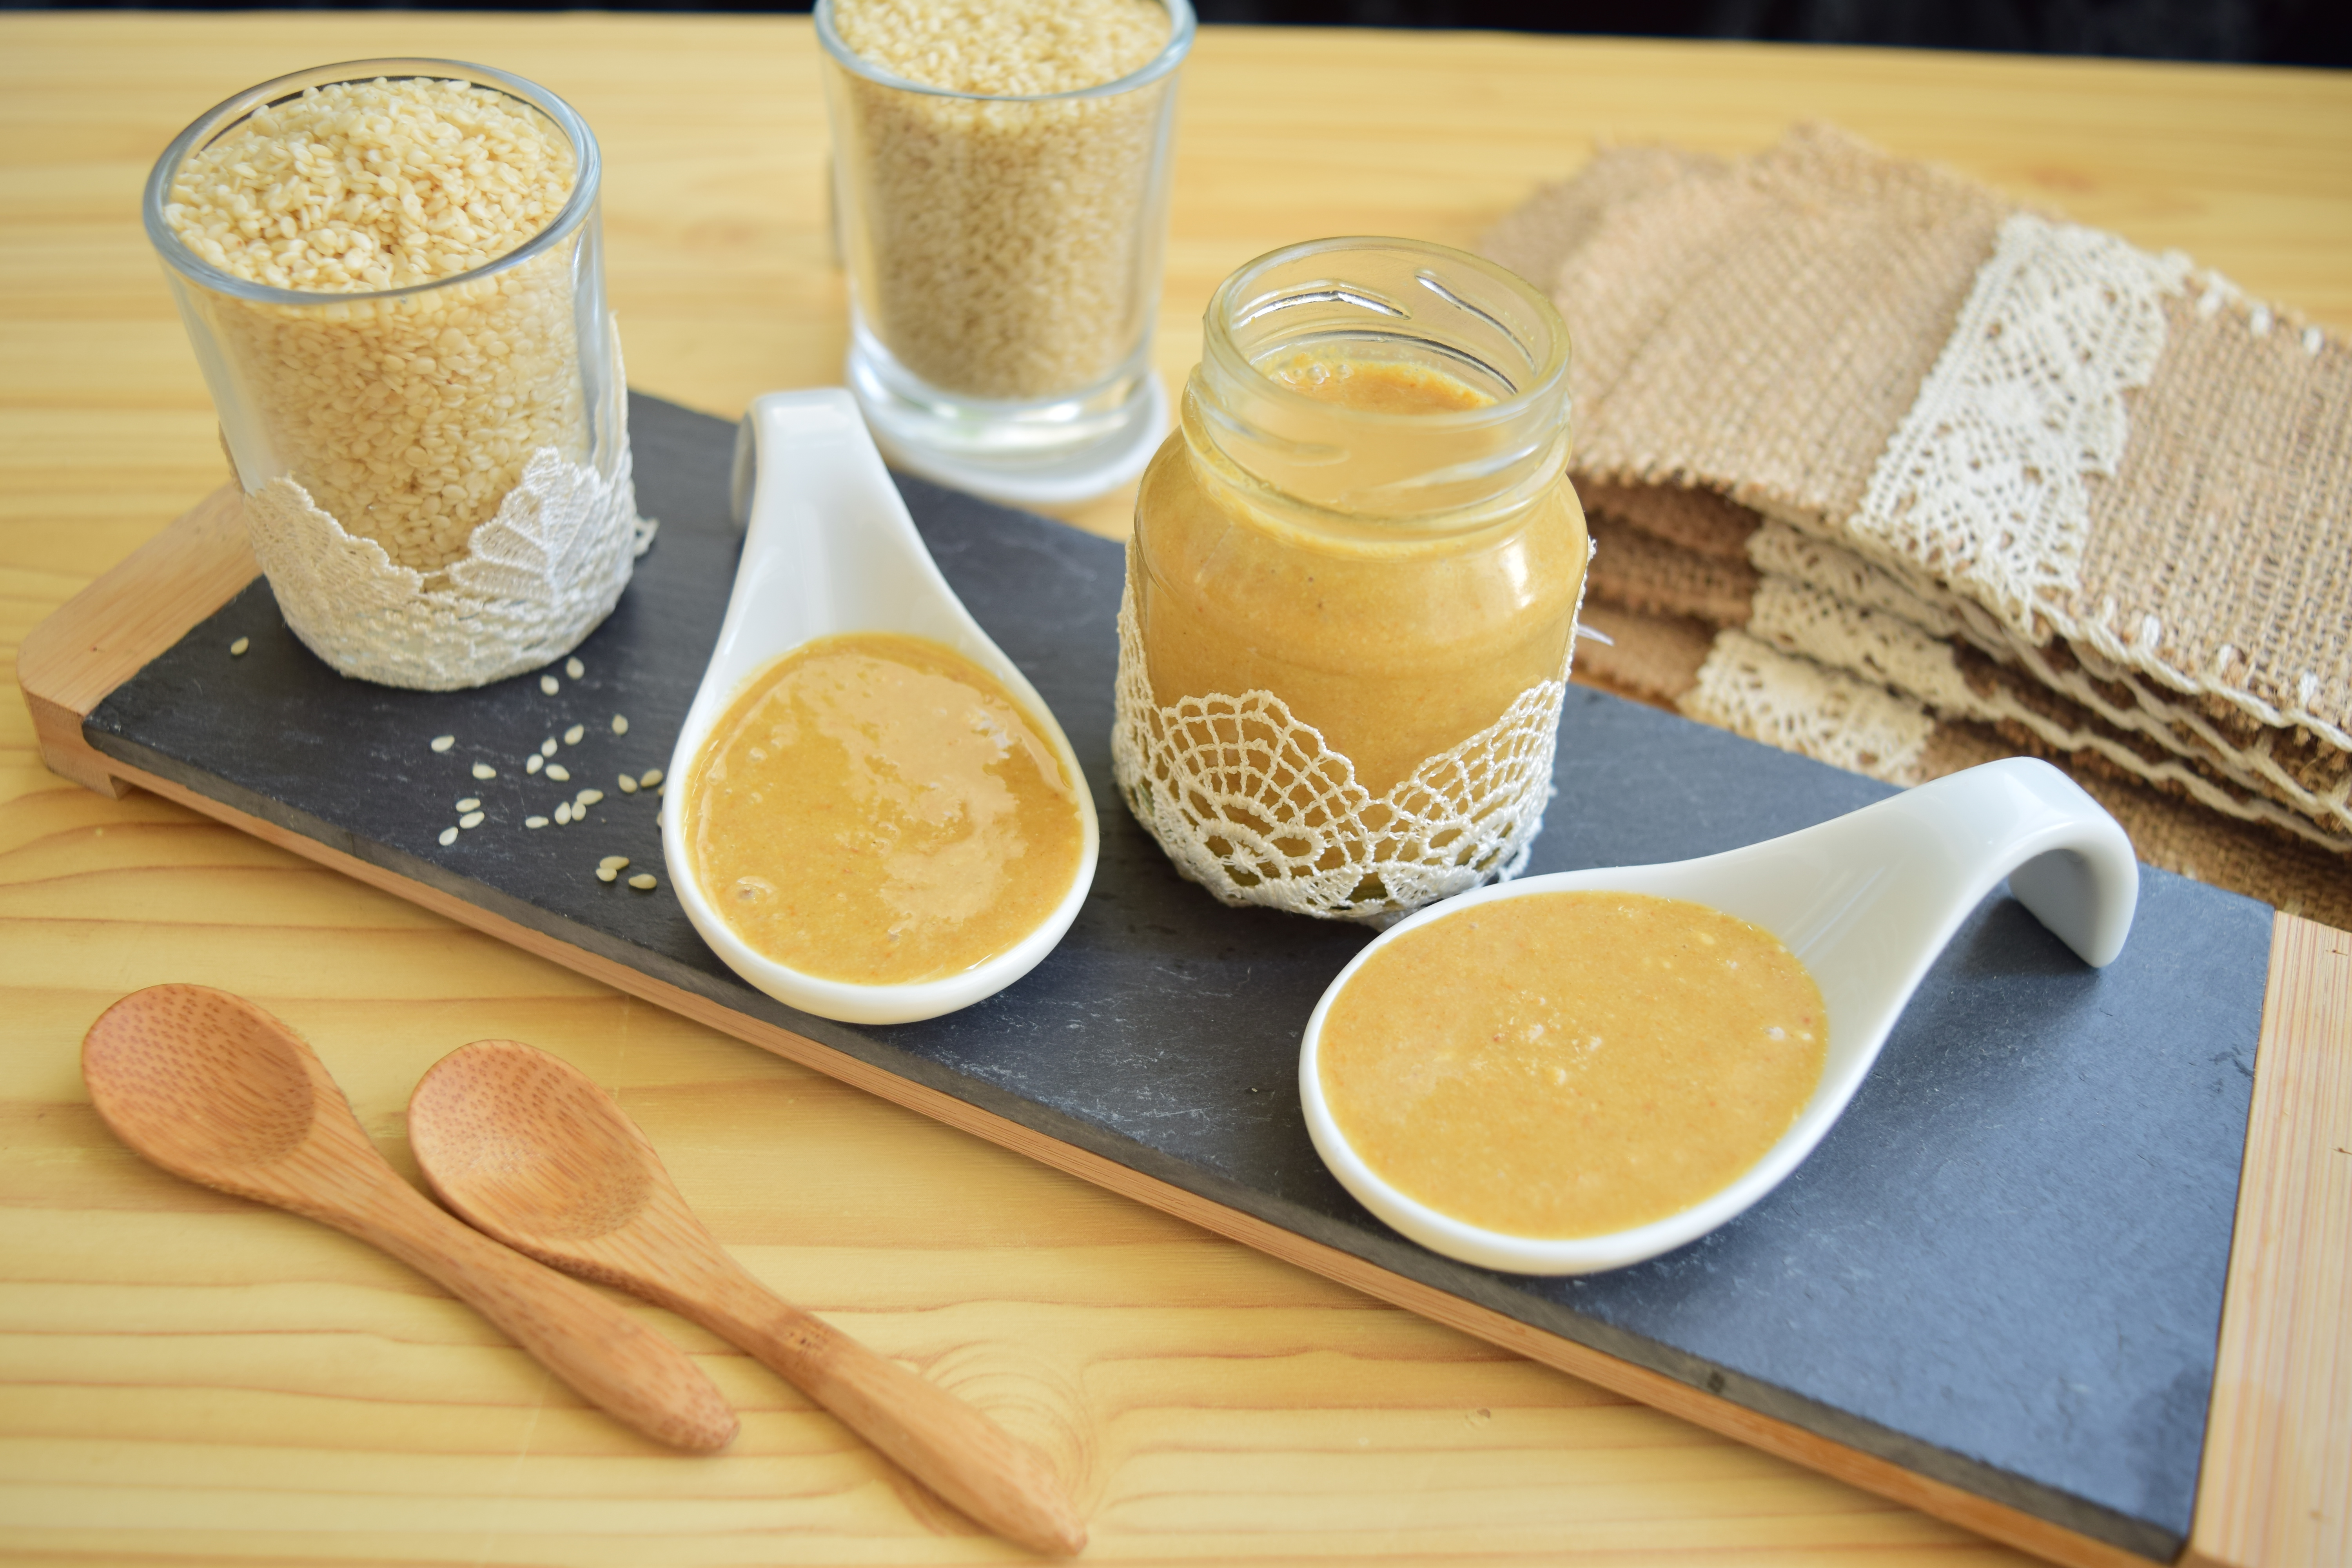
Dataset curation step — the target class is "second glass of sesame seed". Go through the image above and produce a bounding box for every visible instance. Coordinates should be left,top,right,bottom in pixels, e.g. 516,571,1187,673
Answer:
817,0,1194,506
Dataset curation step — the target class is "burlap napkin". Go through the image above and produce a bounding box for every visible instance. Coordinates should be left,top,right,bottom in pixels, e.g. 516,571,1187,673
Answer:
1488,125,2352,926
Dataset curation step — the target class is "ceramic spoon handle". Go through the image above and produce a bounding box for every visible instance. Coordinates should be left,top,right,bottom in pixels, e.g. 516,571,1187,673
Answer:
323,1171,739,1454
697,1267,1085,1556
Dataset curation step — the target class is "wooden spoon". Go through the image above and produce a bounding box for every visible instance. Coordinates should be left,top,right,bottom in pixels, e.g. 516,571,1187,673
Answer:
407,1037,1089,1557
80,985,739,1454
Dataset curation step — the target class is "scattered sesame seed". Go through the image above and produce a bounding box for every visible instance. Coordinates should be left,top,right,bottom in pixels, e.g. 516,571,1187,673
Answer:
628,873,657,891
564,724,584,746
541,738,558,757
438,826,459,846
565,657,585,679
525,815,550,828
596,867,617,883
612,714,630,735
541,675,560,695
639,768,664,788
230,636,251,657
472,762,496,780
617,774,639,793
600,855,631,870
526,755,544,774
555,801,573,824
459,810,485,829
576,788,604,807
546,764,571,782
431,735,456,753
456,797,480,811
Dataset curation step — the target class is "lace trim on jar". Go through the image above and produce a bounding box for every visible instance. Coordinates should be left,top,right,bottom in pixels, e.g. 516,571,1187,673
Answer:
1111,575,1568,923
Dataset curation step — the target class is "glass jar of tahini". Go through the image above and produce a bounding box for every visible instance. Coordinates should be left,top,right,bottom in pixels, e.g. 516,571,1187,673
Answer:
1113,236,1587,922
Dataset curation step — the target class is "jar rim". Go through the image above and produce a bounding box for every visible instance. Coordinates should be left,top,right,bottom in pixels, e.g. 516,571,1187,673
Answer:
1205,236,1572,426
813,0,1196,103
142,58,602,308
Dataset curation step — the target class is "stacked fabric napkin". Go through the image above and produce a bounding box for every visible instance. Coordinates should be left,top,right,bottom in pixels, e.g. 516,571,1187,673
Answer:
1485,125,2352,927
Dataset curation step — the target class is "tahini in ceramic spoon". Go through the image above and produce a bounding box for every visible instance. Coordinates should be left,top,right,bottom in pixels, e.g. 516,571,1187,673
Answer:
660,387,1100,1026
79,985,739,1451
1299,757,2141,1276
407,1037,1089,1557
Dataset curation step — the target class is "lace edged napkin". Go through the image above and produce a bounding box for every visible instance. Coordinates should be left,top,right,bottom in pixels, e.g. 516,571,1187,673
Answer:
1486,124,2352,926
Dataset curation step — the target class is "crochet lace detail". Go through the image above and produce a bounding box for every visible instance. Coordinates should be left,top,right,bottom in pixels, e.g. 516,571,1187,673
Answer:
248,442,650,690
1679,629,1939,785
241,321,652,691
1849,211,2189,635
1111,575,1568,923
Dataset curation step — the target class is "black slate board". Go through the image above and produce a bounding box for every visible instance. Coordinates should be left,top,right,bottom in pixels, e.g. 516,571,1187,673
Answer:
87,393,2267,1561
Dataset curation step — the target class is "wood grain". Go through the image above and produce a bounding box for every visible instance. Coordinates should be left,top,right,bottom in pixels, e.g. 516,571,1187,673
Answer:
12,483,250,798
34,740,2173,1568
7,750,2033,1565
7,13,2352,1566
2186,915,2352,1568
23,491,2345,1568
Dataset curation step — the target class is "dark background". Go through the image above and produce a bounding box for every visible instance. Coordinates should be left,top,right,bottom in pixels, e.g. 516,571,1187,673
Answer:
7,0,2347,67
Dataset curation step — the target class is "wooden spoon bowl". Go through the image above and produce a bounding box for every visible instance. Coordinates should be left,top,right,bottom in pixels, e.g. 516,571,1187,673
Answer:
421,1065,656,1247
84,983,319,1180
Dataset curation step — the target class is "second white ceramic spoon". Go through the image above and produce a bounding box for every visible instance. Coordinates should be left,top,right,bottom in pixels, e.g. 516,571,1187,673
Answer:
661,389,1101,1025
1298,757,2140,1275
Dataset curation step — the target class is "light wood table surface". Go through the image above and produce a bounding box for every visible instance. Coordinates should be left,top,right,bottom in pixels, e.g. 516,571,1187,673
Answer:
5,15,2348,1566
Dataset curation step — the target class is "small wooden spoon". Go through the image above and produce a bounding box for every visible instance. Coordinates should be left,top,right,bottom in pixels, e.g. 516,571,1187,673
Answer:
408,1038,1089,1557
80,985,738,1454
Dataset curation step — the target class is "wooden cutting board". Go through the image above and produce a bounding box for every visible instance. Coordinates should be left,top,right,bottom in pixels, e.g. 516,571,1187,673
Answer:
17,394,2347,1568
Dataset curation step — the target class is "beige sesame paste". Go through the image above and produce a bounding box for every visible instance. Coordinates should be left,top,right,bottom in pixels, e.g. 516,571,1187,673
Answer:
1265,353,1495,416
686,632,1084,984
1319,891,1828,1238
1134,355,1585,797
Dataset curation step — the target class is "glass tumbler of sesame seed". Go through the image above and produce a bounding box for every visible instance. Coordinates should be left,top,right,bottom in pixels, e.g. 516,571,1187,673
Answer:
817,0,1193,506
145,58,648,691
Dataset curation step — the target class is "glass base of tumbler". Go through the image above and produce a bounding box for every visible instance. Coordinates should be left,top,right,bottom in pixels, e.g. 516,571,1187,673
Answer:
846,332,1167,508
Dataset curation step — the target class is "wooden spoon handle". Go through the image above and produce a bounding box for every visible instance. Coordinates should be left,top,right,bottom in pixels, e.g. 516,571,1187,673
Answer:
710,1278,1084,1555
331,1172,739,1454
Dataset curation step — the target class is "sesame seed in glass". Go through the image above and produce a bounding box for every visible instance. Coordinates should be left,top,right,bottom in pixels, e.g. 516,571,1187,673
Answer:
145,60,643,691
817,0,1194,506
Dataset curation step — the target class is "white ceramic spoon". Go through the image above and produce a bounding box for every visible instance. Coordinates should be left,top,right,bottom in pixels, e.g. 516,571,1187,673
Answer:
661,388,1100,1025
1298,757,2138,1275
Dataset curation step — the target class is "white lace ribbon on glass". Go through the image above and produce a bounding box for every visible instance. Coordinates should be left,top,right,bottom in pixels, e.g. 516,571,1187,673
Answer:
1111,578,1569,923
247,441,649,690
241,318,652,691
